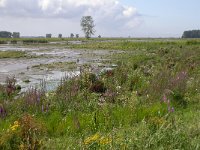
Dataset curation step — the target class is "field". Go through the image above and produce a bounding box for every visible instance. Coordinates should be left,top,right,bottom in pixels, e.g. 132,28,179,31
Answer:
0,38,200,149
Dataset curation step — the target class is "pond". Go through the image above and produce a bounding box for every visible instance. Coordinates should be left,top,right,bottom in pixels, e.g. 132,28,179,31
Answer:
0,44,121,92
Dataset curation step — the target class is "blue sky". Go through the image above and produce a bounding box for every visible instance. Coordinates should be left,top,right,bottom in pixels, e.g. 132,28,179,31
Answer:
123,0,200,37
0,0,199,37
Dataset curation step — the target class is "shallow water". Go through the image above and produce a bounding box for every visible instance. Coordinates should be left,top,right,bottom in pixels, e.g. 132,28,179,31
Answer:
0,44,120,92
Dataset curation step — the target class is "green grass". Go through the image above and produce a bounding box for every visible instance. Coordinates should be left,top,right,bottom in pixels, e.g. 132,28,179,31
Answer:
0,51,27,58
0,39,200,149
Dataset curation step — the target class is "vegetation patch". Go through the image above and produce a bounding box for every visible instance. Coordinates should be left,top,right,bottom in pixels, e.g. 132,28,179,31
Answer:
0,39,200,149
22,39,48,44
0,51,27,58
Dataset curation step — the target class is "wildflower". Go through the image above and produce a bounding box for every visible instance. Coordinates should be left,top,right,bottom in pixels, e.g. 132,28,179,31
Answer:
0,106,6,118
19,143,25,150
162,93,175,113
99,137,112,145
84,133,100,145
14,121,19,125
45,93,49,97
171,107,175,112
11,121,20,131
116,86,121,90
162,94,167,102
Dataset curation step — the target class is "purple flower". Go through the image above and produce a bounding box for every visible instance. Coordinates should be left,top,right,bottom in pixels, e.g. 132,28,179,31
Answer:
162,95,167,102
171,107,175,112
0,107,2,114
3,109,6,117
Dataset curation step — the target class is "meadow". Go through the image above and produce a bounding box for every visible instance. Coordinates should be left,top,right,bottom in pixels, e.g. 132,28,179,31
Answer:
0,38,200,149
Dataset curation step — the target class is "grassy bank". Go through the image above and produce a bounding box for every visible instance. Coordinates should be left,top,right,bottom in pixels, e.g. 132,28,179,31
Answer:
0,39,199,149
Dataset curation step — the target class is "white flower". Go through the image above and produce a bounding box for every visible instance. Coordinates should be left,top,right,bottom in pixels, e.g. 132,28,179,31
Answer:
45,93,49,97
116,86,121,90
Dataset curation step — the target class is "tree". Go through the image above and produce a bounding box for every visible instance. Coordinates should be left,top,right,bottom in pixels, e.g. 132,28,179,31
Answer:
0,31,12,38
182,30,200,38
13,32,20,38
70,33,74,38
80,16,95,38
76,34,79,38
46,34,52,38
58,34,62,38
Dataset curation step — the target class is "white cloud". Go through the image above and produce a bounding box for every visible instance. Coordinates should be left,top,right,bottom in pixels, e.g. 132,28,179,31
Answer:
0,0,6,7
0,0,142,36
39,0,50,10
123,7,137,18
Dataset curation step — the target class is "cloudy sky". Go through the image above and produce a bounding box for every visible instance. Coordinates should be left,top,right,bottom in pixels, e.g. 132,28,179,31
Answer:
0,0,199,37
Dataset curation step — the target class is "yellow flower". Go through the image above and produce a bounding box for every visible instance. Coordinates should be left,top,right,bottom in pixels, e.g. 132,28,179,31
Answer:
14,121,19,126
84,133,100,145
10,121,20,131
19,143,25,150
99,137,112,145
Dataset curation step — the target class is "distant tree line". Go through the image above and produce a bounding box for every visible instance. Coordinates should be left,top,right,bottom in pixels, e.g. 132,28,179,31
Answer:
0,31,12,38
0,31,20,38
182,30,200,38
1,16,97,39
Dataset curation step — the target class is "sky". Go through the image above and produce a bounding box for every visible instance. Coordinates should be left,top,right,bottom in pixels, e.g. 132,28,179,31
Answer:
0,0,199,37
